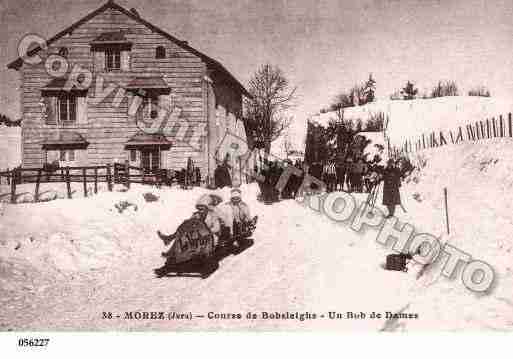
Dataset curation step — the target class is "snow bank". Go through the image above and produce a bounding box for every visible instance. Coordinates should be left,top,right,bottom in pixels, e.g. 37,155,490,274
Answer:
0,184,252,279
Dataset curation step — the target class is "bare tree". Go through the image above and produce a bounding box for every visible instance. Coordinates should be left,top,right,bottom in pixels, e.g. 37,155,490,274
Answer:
244,64,296,154
431,80,459,98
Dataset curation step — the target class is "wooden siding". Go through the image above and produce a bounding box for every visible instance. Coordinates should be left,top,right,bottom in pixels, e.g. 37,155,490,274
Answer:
20,7,211,173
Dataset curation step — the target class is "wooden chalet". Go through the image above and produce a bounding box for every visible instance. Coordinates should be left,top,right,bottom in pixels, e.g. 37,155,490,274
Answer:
7,0,250,185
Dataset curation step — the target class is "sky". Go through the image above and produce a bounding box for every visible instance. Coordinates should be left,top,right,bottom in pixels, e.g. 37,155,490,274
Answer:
1,0,513,150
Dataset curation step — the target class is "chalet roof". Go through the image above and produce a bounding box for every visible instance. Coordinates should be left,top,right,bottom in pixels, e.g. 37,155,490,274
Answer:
42,132,89,146
6,0,250,98
126,76,171,94
126,132,172,147
41,78,88,93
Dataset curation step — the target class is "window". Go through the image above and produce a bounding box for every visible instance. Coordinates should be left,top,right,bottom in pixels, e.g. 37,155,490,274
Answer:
58,94,76,123
130,149,137,162
143,96,159,120
156,46,166,59
141,149,159,172
105,49,121,71
58,150,75,162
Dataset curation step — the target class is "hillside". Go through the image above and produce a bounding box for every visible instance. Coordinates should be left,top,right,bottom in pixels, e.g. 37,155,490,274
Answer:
310,96,513,147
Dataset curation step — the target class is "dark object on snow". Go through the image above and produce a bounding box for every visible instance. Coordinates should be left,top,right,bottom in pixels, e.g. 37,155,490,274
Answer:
143,192,159,203
114,201,138,213
385,253,413,272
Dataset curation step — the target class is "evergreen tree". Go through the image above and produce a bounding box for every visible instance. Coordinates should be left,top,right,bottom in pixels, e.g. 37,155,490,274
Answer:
363,73,376,104
402,81,418,100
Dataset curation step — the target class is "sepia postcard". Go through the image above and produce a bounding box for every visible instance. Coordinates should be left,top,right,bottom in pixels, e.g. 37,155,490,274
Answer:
1,0,512,352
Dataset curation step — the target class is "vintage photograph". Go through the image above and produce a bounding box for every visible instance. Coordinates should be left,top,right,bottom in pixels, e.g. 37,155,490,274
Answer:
0,0,512,334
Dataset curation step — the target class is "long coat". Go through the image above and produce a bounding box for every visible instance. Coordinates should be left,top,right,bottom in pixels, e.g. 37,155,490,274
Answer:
382,167,402,206
214,164,232,189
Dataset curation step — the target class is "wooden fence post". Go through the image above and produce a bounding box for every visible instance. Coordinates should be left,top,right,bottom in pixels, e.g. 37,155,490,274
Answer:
509,113,512,137
439,131,447,145
94,167,98,194
82,168,88,197
475,121,480,140
449,130,455,144
432,132,438,147
499,115,504,137
444,187,450,235
125,160,131,189
113,163,118,184
455,127,463,143
10,168,17,204
486,119,491,138
492,117,497,137
466,124,474,141
107,164,113,191
34,169,42,202
422,134,426,148
66,167,72,199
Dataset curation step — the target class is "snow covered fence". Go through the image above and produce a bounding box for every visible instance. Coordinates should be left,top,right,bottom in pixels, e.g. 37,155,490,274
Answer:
392,112,513,158
4,162,177,204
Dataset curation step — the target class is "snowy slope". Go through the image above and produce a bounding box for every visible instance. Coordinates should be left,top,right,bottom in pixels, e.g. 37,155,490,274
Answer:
388,138,513,330
1,139,512,331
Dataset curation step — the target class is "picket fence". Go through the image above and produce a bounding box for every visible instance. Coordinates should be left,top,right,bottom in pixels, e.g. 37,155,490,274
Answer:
391,113,513,158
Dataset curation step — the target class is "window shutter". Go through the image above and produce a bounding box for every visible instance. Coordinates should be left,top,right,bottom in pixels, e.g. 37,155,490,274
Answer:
158,95,169,117
121,51,130,71
93,51,105,72
43,97,56,125
135,96,144,125
77,96,88,124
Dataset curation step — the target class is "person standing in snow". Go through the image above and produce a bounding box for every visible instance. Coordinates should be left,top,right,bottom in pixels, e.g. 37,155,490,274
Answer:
222,188,251,238
335,155,347,191
214,157,232,189
382,159,402,218
325,160,336,192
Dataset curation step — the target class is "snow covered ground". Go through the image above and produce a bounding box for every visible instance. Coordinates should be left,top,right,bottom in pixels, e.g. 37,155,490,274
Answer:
0,138,512,331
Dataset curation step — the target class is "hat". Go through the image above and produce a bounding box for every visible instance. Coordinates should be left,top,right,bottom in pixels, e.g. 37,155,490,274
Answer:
196,194,213,208
230,188,242,199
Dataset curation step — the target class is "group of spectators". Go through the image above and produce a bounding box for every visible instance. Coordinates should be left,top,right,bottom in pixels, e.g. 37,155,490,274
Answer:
253,153,414,215
313,154,385,194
